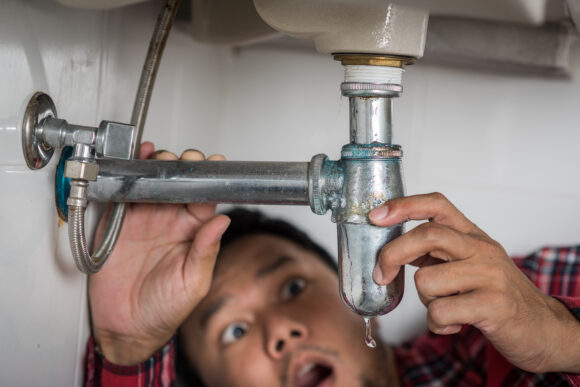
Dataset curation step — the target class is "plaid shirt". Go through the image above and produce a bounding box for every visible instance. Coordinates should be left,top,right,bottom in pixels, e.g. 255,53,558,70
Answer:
85,246,580,387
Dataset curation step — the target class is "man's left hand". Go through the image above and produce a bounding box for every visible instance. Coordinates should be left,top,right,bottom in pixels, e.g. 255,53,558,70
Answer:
369,193,580,374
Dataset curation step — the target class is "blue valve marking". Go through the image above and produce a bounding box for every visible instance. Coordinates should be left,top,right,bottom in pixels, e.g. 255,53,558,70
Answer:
55,146,73,222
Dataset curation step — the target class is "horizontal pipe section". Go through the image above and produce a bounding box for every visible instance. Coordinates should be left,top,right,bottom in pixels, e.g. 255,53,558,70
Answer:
87,159,310,205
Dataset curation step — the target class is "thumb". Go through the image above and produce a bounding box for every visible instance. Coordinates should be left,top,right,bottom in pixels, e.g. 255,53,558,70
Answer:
183,214,231,304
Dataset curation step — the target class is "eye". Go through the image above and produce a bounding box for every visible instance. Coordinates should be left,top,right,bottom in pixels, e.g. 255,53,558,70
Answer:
221,321,249,345
280,277,306,300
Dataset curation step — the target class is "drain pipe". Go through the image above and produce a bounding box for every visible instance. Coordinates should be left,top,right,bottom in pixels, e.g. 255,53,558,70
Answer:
75,55,411,315
87,160,310,205
23,51,413,316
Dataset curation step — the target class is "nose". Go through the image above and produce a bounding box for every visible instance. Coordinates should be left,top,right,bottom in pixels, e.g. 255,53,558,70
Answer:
264,314,308,359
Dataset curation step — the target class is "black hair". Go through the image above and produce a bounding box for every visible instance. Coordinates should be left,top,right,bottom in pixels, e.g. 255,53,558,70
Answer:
176,208,337,386
219,208,337,271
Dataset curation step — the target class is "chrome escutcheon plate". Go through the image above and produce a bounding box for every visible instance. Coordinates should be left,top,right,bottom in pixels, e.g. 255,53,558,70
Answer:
21,92,57,170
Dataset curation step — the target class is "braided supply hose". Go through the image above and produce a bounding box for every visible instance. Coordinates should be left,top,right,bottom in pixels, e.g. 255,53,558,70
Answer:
68,0,181,274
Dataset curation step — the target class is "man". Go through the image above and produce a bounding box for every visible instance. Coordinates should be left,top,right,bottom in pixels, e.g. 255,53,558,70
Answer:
85,144,580,386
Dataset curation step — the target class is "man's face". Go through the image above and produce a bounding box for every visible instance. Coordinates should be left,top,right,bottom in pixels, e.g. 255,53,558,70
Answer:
181,233,394,387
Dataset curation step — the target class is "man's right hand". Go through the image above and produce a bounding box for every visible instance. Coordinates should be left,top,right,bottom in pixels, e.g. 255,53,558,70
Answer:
88,142,230,366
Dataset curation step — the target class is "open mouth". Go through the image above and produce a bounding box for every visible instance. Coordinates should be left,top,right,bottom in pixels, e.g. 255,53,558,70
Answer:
293,362,334,387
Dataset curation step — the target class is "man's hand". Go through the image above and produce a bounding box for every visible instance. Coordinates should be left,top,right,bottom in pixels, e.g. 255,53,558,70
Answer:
89,142,230,366
370,193,580,373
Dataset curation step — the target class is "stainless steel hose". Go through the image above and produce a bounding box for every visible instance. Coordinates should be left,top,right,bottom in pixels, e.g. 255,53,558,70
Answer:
68,206,99,274
69,0,181,274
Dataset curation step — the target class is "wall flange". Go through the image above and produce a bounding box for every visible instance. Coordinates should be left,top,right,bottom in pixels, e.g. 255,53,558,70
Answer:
22,92,57,170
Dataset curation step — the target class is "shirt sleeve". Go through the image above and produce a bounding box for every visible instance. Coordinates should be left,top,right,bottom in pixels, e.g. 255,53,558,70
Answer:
84,336,176,387
393,325,488,386
514,245,580,386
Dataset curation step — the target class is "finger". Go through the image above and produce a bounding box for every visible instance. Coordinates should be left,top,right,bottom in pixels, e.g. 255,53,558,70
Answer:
414,261,489,306
139,142,155,160
181,149,205,161
182,215,231,303
369,193,486,237
207,154,226,161
426,308,463,335
373,222,478,285
426,291,495,335
151,150,178,160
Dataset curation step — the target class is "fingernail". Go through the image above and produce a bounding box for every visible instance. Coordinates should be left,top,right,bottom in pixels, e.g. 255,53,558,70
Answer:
183,149,205,157
208,154,226,161
217,216,231,237
369,206,388,222
373,265,384,284
441,325,461,334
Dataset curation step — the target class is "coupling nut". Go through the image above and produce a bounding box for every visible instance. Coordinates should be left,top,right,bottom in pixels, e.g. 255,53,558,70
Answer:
308,154,345,217
308,154,328,215
64,159,99,181
67,179,89,208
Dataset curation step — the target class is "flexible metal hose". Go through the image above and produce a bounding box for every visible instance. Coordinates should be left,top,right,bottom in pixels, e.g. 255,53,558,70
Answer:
69,0,181,274
68,206,99,274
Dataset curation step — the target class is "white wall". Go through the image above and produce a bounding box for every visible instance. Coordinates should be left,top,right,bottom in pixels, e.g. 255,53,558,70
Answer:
2,0,580,384
0,1,104,385
0,1,226,385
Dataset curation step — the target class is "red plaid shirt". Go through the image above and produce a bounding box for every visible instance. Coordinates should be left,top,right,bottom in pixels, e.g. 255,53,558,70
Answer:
85,246,580,387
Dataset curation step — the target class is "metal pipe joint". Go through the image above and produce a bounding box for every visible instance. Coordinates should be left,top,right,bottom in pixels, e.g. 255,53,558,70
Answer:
309,145,403,220
308,142,405,316
22,106,138,274
23,49,411,317
39,117,136,161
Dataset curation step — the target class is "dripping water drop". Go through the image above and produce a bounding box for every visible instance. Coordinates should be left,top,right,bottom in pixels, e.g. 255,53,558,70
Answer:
363,317,376,349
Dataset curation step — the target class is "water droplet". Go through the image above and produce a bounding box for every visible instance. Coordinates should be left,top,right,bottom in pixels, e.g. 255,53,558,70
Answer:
363,317,376,348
